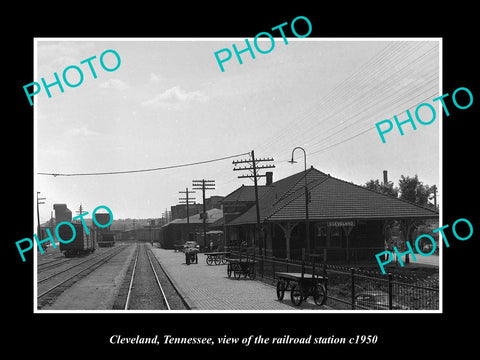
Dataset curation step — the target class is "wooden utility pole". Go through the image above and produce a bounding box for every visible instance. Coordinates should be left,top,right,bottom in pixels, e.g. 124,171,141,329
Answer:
36,192,46,244
75,204,84,223
192,179,215,249
233,150,275,255
179,188,196,225
179,188,196,241
163,208,171,223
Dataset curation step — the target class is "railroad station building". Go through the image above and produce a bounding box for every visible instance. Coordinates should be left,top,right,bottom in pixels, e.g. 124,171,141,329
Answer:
222,167,438,262
159,208,224,250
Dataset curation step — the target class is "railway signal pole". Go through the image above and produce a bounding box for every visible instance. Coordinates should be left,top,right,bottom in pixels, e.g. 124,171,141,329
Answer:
233,150,275,255
192,179,215,250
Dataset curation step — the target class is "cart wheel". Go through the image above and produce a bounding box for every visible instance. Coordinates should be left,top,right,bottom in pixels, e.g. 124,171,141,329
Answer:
248,267,256,280
206,256,213,265
290,285,303,306
313,283,327,306
221,256,228,265
227,263,232,278
214,256,221,265
276,281,286,300
234,265,242,280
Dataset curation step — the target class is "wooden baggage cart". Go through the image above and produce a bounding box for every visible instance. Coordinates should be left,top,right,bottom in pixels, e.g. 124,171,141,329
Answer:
275,272,327,306
183,241,200,265
204,251,231,265
226,258,257,280
275,255,328,306
185,250,198,265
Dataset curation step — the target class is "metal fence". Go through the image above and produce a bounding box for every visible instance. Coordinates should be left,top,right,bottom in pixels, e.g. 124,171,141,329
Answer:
227,248,439,310
258,247,385,263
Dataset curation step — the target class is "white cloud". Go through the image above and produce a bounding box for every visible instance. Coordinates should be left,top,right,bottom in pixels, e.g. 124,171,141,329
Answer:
141,86,208,109
149,73,163,84
99,78,129,90
37,41,96,74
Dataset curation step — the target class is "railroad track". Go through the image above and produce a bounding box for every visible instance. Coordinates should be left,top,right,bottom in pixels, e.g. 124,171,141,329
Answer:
37,245,128,309
122,243,188,310
37,248,125,283
37,257,73,272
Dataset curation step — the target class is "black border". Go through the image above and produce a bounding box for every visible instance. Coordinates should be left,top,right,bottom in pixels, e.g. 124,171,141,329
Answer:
7,4,478,355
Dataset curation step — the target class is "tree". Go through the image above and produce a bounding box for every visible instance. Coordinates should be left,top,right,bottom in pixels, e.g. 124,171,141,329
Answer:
398,174,436,207
397,174,437,264
365,174,437,266
428,184,438,210
364,179,399,253
364,179,399,197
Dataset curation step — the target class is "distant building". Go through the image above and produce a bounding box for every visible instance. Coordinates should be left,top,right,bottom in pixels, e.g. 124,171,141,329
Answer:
205,195,224,209
160,208,224,250
53,204,72,223
170,204,201,220
170,195,224,220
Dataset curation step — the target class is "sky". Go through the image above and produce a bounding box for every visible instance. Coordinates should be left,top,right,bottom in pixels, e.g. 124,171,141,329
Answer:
35,38,440,222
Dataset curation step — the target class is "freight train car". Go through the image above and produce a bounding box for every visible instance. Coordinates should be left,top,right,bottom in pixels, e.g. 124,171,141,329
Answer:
98,232,115,247
93,212,114,247
58,223,96,257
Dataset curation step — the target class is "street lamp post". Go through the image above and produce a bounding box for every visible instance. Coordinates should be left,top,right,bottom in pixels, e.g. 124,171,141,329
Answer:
289,147,310,256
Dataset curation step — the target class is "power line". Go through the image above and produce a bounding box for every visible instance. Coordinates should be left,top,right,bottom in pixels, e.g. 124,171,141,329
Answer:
292,48,439,147
255,41,439,156
264,57,439,163
305,77,439,152
307,91,440,157
38,151,250,177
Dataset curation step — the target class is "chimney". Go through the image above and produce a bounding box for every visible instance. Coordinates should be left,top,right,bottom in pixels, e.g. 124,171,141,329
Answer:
266,171,273,186
383,170,388,184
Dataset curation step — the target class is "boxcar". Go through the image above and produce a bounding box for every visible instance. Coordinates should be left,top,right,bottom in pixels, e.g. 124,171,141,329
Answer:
58,223,96,257
98,233,115,247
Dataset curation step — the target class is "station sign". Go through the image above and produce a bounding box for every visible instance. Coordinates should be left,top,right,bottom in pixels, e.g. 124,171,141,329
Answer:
327,221,355,227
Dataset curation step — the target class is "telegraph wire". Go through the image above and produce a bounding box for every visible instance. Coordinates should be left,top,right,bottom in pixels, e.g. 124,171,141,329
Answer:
256,41,439,156
277,46,437,150
256,42,402,153
256,42,414,151
38,151,251,177
307,91,440,156
272,87,439,165
295,47,439,144
303,75,439,150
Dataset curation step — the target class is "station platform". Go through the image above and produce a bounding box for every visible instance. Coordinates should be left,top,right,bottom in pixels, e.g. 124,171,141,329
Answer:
150,247,332,311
